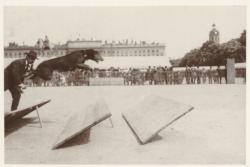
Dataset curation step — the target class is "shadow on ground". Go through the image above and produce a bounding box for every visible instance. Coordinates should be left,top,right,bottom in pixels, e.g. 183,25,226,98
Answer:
122,114,163,145
5,117,37,136
53,128,91,150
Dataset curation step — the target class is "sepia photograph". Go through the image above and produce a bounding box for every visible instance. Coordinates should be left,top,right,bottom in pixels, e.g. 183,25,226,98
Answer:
3,4,246,165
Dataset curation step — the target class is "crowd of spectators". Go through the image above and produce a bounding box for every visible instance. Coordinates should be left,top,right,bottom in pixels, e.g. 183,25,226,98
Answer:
24,65,246,87
124,66,229,85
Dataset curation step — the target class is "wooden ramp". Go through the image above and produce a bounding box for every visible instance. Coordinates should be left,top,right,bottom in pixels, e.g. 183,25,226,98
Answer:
52,98,112,149
122,95,193,144
5,99,51,125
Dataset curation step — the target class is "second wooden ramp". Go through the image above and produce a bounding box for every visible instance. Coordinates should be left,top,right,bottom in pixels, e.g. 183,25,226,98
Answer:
52,98,112,149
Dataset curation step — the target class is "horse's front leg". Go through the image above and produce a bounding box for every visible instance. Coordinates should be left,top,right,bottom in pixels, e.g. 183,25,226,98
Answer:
76,63,93,71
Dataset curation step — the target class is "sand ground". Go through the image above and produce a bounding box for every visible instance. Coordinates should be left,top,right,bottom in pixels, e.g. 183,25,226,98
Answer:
4,84,246,164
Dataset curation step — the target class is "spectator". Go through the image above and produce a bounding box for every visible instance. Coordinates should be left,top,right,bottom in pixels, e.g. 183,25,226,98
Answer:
196,66,202,84
191,67,197,84
145,67,151,85
213,69,219,84
217,66,222,84
201,68,207,84
207,66,213,84
185,66,191,84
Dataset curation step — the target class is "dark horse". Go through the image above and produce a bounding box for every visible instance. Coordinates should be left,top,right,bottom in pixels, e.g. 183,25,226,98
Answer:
30,49,103,82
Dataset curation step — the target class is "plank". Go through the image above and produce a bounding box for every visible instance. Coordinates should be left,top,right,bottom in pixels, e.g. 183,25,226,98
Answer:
5,99,51,124
52,98,112,149
122,95,193,144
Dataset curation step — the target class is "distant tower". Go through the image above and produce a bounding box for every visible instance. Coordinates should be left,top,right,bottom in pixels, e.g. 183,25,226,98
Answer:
209,23,220,44
43,35,50,50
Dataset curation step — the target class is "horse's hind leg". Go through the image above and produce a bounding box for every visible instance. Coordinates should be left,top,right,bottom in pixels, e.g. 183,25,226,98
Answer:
37,67,53,81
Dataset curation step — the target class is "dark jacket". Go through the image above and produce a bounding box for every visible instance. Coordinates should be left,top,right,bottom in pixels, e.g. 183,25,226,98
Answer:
4,58,26,90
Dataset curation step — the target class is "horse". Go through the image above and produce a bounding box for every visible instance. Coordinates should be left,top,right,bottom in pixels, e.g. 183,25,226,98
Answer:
30,49,103,83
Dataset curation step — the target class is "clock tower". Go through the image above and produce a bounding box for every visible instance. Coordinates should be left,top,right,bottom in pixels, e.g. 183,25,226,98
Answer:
209,24,220,44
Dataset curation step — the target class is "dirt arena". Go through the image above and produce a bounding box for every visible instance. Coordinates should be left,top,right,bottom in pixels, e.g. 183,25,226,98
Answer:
4,84,246,164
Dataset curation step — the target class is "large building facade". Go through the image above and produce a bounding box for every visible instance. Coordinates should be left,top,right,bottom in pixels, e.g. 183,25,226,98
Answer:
4,37,170,69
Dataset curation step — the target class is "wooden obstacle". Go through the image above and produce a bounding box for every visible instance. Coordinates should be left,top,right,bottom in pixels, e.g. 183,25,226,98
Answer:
5,99,51,127
122,95,193,144
52,98,112,149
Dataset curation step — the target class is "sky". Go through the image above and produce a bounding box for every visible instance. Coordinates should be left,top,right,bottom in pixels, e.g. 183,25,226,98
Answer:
4,6,246,59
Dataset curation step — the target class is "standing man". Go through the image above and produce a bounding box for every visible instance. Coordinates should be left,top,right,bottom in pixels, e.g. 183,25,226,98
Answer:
151,66,156,85
185,65,191,84
201,68,207,84
4,50,38,111
217,66,222,84
190,67,196,84
196,66,202,84
145,66,151,85
207,66,213,84
164,66,169,85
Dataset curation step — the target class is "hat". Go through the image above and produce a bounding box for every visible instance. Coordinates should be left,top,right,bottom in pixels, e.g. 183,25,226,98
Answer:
25,50,38,60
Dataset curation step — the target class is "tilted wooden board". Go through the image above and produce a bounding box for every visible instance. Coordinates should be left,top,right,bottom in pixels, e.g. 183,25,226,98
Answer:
5,99,51,124
122,95,193,144
52,98,112,149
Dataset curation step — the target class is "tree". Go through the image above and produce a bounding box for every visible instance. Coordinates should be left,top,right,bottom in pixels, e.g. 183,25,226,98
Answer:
178,30,246,67
179,49,200,66
219,38,245,63
239,29,246,46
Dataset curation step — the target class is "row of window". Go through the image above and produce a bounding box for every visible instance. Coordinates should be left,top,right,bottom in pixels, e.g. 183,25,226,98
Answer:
4,49,164,58
103,53,164,57
4,51,66,57
102,49,160,54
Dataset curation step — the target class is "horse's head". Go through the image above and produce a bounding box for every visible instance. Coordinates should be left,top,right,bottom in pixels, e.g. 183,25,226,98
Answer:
84,49,103,63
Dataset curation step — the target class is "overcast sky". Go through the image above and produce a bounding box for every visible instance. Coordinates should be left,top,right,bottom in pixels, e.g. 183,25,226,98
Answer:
4,6,246,58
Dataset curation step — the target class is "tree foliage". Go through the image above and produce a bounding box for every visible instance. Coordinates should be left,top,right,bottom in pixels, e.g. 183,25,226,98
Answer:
179,30,246,67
